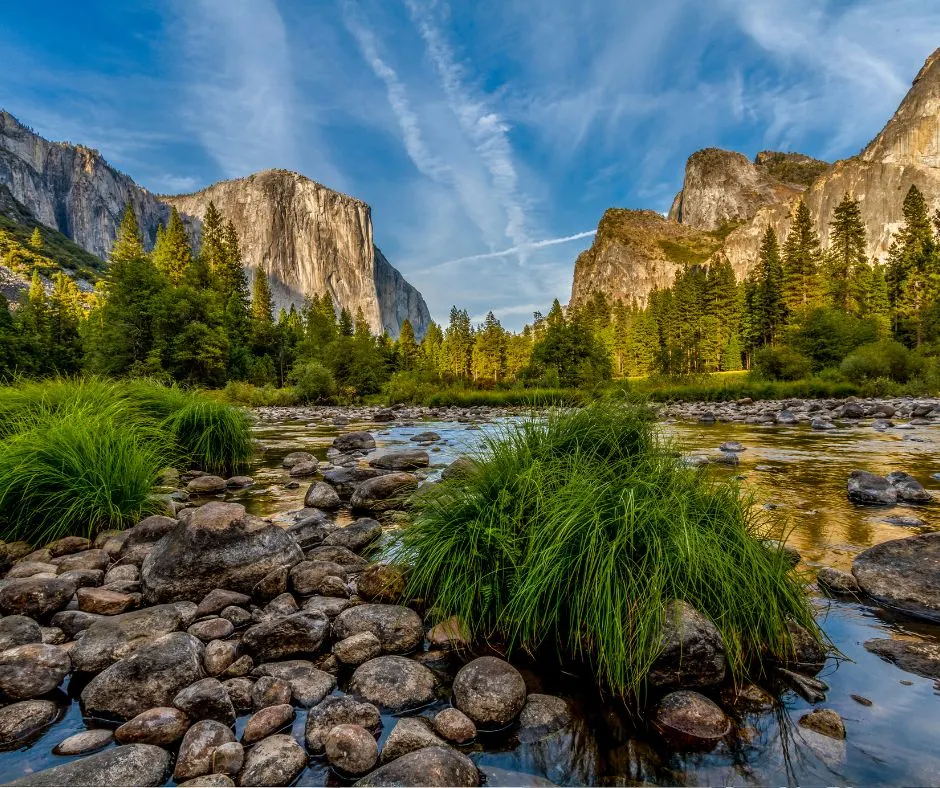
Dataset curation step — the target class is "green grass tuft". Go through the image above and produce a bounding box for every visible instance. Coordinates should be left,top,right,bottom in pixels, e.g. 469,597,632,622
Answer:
400,400,818,698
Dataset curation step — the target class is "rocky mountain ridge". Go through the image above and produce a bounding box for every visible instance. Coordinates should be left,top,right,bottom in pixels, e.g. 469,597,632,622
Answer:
572,47,940,308
0,111,429,338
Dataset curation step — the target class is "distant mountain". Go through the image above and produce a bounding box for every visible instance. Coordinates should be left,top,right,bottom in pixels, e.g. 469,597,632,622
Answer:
0,112,429,338
571,47,940,308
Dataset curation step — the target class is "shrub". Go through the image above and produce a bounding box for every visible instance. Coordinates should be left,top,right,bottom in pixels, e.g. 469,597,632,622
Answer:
163,397,254,474
383,371,440,405
0,404,167,544
840,340,924,383
290,361,336,404
400,401,818,699
786,307,879,370
753,347,813,381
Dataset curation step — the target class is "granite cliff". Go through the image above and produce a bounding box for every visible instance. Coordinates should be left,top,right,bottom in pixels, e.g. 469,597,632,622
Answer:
0,112,429,338
572,48,940,308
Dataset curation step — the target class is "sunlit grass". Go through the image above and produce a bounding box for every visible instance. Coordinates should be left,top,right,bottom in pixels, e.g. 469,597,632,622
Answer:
400,400,818,699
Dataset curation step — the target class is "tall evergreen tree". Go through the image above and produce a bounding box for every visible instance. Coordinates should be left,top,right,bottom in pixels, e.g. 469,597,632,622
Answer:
755,227,787,346
781,200,822,311
826,194,868,313
886,185,936,344
250,270,275,350
29,227,42,250
152,207,193,285
396,319,419,371
471,312,505,382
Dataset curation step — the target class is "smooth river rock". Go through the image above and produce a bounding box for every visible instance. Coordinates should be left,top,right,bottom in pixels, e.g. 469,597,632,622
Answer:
305,695,382,754
653,690,730,748
647,600,726,689
0,643,70,699
0,700,60,746
355,746,480,787
333,604,424,654
453,656,527,728
236,734,307,787
6,744,171,786
852,532,940,622
350,473,418,513
349,656,437,711
324,724,379,775
241,611,329,662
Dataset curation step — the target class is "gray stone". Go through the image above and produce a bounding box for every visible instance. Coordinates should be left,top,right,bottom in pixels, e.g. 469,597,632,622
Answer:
288,461,319,477
799,708,846,739
241,611,328,662
174,719,236,782
241,704,294,745
204,639,239,676
103,564,139,585
357,564,406,603
70,603,191,672
333,604,424,654
0,615,42,650
189,617,235,642
251,676,292,710
369,450,429,471
865,638,940,680
433,708,476,744
212,741,244,775
307,544,368,568
252,566,288,602
253,659,336,706
335,632,382,665
886,471,932,503
322,467,390,499
349,656,437,712
853,532,940,622
648,600,726,689
196,589,252,618
173,677,236,725
53,549,110,573
52,727,114,755
0,576,77,618
180,775,235,787
7,744,171,786
333,432,376,453
141,502,303,604
453,656,526,728
410,431,441,443
115,706,190,746
653,690,730,747
220,606,252,628
847,470,897,505
355,746,479,787
0,700,60,746
39,626,65,645
325,723,379,775
324,519,383,553
236,733,307,787
441,457,477,480
81,632,206,719
289,560,347,596
351,473,418,513
282,451,316,469
187,475,227,494
222,678,255,712
304,481,341,510
782,621,827,673
305,695,381,754
817,567,860,595
517,694,571,741
380,717,443,763
0,643,70,699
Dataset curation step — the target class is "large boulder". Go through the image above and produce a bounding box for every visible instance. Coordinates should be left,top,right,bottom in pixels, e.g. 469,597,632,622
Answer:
236,734,307,786
0,644,70,699
333,604,424,653
847,471,897,506
355,746,479,787
70,603,193,672
0,576,77,618
81,632,205,719
368,450,430,471
0,615,42,650
141,502,303,603
241,611,329,662
647,601,726,689
865,638,940,680
349,656,437,711
852,532,940,622
5,744,171,787
452,657,526,728
351,474,418,513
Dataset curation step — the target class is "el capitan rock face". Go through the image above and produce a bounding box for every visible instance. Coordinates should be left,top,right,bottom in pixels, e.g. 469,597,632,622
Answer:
0,113,430,338
163,171,430,338
572,48,940,308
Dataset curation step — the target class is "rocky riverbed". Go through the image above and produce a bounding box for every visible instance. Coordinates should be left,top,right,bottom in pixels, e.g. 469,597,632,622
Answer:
0,400,939,786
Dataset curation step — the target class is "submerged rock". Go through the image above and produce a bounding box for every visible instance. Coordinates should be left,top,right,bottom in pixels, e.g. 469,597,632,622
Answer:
349,656,437,712
865,638,940,680
653,690,730,748
852,532,940,622
453,656,526,728
847,471,897,506
6,744,171,787
799,708,846,739
236,734,307,786
324,723,379,775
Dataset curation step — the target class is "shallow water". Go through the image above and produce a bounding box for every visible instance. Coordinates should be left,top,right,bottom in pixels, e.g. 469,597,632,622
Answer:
3,412,940,786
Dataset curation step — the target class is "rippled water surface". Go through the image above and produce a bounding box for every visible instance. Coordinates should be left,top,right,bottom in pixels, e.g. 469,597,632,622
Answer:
4,411,940,786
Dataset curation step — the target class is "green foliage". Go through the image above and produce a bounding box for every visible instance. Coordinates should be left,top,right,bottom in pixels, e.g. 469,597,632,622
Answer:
840,340,924,383
163,397,254,475
290,360,336,403
786,306,879,370
401,401,818,698
753,346,813,381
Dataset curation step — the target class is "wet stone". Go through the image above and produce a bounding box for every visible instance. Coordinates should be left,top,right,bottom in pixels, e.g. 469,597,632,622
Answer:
355,746,479,788
189,617,235,642
115,706,190,746
77,587,137,615
236,733,307,787
334,631,382,666
0,700,60,746
251,675,292,709
349,655,437,712
799,708,846,739
304,695,381,754
325,723,379,775
241,703,294,745
7,744,172,787
434,707,476,743
212,741,245,775
173,677,236,725
0,643,71,700
52,728,114,756
380,717,444,763
453,656,527,728
174,719,236,782
653,690,730,748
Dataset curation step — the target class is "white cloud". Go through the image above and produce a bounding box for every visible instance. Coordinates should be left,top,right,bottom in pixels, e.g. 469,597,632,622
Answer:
424,230,597,271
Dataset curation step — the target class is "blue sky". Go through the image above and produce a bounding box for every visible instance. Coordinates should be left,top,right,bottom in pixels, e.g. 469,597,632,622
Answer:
1,1,938,329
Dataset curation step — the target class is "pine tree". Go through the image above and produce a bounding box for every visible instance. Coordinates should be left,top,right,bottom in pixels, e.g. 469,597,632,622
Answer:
443,307,473,377
826,194,868,312
868,261,891,335
396,319,419,371
471,311,505,382
338,308,354,337
47,273,84,373
250,269,275,350
781,201,822,311
29,227,42,250
110,205,146,266
152,207,193,285
755,228,787,346
886,185,936,344
199,202,226,281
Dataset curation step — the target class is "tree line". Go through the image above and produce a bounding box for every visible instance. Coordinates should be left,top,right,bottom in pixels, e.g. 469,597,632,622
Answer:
2,185,939,396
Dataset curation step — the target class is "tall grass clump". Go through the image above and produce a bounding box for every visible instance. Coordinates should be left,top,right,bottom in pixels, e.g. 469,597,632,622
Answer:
0,403,168,544
163,397,254,475
401,400,818,699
